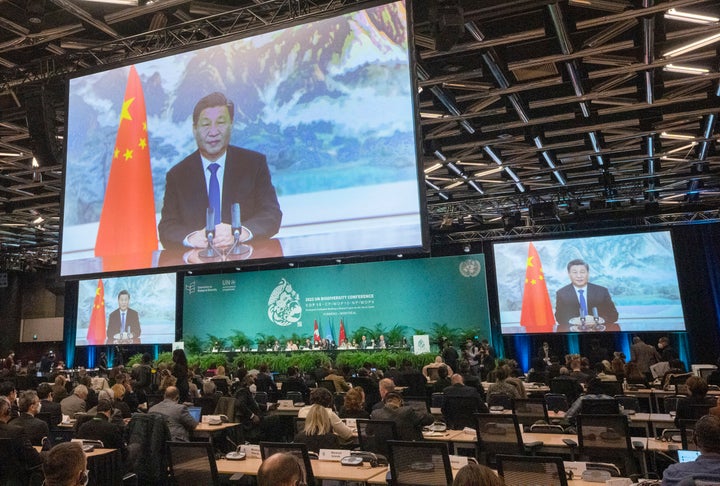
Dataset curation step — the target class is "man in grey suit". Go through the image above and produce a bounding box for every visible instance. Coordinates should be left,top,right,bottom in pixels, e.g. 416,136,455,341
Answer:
60,385,87,417
631,336,661,377
148,386,198,441
10,390,49,446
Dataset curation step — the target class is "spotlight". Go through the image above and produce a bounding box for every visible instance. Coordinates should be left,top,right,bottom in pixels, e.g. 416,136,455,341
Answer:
463,244,470,253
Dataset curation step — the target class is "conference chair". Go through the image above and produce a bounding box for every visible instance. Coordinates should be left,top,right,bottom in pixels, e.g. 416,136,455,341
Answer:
318,380,336,393
333,392,345,412
193,395,219,416
126,412,171,485
404,397,430,413
356,419,398,458
580,398,620,415
614,395,641,414
386,440,453,486
443,395,482,429
167,441,223,486
496,454,569,486
550,378,583,403
576,413,636,476
214,396,236,422
665,396,682,414
145,392,164,409
679,419,698,451
512,398,549,429
253,391,268,408
544,393,570,413
286,391,304,404
0,437,44,486
210,378,230,397
474,413,526,466
430,392,445,409
259,442,315,486
487,392,513,410
293,417,306,436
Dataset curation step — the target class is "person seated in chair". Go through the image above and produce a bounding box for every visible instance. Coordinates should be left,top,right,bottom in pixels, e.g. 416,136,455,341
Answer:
10,390,49,446
258,452,306,486
297,388,353,444
675,376,717,426
564,377,614,424
661,414,720,486
42,442,88,486
370,392,434,441
293,403,340,453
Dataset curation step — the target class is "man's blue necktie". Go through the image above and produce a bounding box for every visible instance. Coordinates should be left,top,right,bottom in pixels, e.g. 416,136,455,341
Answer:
208,163,221,225
121,312,126,333
578,289,588,316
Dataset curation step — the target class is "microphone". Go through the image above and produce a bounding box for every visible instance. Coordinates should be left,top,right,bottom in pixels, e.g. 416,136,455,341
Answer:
231,203,241,237
592,307,600,324
229,202,250,256
579,307,586,328
199,207,218,258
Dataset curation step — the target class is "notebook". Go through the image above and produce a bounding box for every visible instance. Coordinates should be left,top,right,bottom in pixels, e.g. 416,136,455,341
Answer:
187,406,202,422
677,450,701,463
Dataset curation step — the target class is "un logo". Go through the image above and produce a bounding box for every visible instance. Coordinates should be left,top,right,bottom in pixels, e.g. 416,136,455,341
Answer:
459,259,482,277
267,278,302,327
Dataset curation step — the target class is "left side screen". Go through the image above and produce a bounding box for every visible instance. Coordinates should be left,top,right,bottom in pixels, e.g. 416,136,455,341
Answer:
75,273,177,346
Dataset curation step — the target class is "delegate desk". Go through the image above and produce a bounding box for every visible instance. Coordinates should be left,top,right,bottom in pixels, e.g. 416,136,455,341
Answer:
216,457,389,483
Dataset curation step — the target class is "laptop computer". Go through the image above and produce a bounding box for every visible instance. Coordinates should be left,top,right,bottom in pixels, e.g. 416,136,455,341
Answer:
187,406,202,422
677,450,701,463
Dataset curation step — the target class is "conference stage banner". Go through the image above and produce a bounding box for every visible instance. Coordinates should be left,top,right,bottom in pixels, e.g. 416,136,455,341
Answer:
182,255,491,345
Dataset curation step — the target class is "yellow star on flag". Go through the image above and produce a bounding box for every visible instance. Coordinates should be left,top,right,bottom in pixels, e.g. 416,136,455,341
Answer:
123,148,133,161
114,148,119,159
527,256,534,267
120,97,135,123
138,138,147,150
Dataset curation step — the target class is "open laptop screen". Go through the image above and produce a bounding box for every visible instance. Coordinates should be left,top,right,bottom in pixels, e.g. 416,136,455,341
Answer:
677,450,701,463
187,406,202,422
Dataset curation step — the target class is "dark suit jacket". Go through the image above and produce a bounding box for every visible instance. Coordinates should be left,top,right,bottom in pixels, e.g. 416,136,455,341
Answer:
148,399,198,442
106,308,141,342
555,282,619,326
9,413,49,446
158,146,282,249
370,405,434,441
77,414,127,452
0,422,43,469
40,399,62,428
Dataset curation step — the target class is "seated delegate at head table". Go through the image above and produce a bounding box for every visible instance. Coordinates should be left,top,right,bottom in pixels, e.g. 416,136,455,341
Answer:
555,258,619,331
158,91,282,251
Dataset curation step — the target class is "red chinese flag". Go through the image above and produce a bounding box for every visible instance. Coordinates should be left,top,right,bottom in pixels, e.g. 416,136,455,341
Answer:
86,279,107,345
519,242,556,333
95,65,158,271
339,319,346,343
313,320,321,343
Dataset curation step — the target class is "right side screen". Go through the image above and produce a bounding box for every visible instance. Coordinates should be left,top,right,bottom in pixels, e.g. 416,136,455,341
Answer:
494,231,685,334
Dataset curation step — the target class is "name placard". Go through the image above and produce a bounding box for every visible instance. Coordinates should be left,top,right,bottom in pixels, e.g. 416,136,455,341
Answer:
318,449,352,461
278,399,294,408
449,455,468,469
239,444,261,459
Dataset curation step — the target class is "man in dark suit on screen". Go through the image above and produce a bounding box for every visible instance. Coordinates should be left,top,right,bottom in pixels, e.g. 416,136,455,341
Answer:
106,289,141,343
158,92,282,250
555,259,618,327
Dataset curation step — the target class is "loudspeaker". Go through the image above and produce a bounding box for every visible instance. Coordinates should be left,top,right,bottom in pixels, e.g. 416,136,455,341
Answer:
23,85,60,167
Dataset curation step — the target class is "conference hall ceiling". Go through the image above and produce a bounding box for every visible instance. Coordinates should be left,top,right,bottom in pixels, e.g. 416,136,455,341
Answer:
0,0,719,271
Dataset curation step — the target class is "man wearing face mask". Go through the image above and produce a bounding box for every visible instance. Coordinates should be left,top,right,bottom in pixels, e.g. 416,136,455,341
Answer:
43,441,89,486
9,390,49,446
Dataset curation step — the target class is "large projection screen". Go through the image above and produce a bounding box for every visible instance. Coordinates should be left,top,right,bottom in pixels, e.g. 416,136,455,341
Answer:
494,231,686,334
182,255,491,346
60,0,424,277
75,273,177,346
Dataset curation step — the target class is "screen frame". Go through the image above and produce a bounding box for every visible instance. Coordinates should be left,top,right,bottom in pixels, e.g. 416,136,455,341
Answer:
58,0,428,280
490,228,687,335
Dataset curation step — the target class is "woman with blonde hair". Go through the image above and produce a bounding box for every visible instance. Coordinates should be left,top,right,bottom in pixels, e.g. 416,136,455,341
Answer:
111,383,132,418
339,386,369,419
293,403,340,452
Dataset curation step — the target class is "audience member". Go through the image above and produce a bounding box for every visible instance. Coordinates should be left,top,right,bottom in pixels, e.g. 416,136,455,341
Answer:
255,363,279,396
624,361,647,385
294,403,340,452
631,336,661,379
442,374,488,415
171,349,190,403
77,399,128,460
297,388,353,444
661,415,720,486
38,382,62,427
60,385,88,417
339,387,369,419
111,383,132,418
370,392,433,441
282,366,310,402
565,377,614,423
432,365,452,393
487,366,521,400
442,341,459,372
0,380,19,419
674,376,717,426
10,390,49,445
657,337,678,362
422,356,453,379
324,368,351,393
148,386,198,441
42,442,87,486
257,452,306,486
453,462,504,486
0,396,43,477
